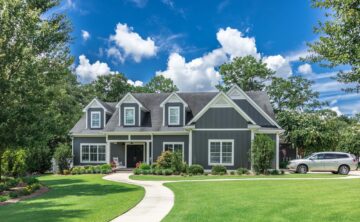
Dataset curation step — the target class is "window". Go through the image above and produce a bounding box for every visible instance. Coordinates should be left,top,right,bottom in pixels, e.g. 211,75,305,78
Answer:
91,111,101,128
81,144,106,163
163,142,184,160
324,153,337,159
208,140,234,165
168,106,180,125
124,107,135,126
336,154,349,159
313,153,325,160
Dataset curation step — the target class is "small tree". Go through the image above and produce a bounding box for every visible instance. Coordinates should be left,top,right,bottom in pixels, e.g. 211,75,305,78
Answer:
54,144,72,174
337,126,360,158
26,146,52,174
251,134,275,174
156,151,173,169
1,148,27,177
171,151,184,173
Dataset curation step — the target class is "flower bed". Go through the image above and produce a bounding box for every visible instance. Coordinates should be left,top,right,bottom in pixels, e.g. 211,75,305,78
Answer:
70,164,112,175
0,177,43,204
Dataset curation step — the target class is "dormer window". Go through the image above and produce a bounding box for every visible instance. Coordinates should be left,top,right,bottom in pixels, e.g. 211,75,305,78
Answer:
91,111,101,128
124,107,135,126
168,106,180,125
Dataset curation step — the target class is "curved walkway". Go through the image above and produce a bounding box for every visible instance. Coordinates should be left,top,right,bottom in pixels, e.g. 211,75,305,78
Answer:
103,173,174,222
104,171,360,222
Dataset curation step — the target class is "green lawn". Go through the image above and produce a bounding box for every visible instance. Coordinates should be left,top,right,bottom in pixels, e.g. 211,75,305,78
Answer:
130,173,345,181
0,174,144,222
163,179,360,222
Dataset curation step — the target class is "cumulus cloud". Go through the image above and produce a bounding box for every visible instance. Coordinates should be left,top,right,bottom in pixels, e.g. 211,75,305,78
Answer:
127,79,144,87
330,106,342,116
108,23,157,63
216,27,260,59
81,30,90,41
75,55,111,82
298,63,312,74
263,55,292,78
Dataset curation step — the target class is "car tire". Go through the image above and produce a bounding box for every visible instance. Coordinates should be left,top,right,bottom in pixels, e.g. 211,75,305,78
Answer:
296,164,308,174
338,165,350,175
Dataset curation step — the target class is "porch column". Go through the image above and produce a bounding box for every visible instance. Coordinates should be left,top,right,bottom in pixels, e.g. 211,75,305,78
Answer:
146,141,150,164
107,141,111,164
189,130,192,165
276,133,280,170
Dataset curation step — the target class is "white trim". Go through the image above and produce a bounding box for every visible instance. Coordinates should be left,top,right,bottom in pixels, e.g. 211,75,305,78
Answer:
83,98,111,113
163,142,185,160
226,85,281,128
160,92,188,107
188,92,256,125
208,139,234,166
80,143,107,164
160,93,188,126
124,107,136,126
71,137,74,168
276,133,280,170
193,128,250,131
146,141,150,164
85,111,88,129
116,93,148,110
189,130,192,165
125,142,145,168
168,106,180,126
257,128,284,134
105,131,189,135
71,134,105,137
90,111,101,129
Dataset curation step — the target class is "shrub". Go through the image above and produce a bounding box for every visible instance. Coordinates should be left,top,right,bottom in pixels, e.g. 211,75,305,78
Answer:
219,172,225,176
163,169,173,175
230,171,235,175
0,183,8,192
139,163,151,170
89,166,96,173
171,151,184,174
182,163,189,174
156,151,173,169
204,173,209,176
1,149,27,177
268,169,280,175
155,169,163,175
63,170,70,175
100,164,112,174
53,144,72,174
21,177,38,185
150,164,157,169
281,170,285,175
142,170,150,175
0,196,7,202
133,168,141,175
9,192,18,198
279,161,289,169
20,187,31,196
5,178,19,188
211,165,227,175
251,134,275,174
79,168,86,174
188,164,204,175
25,146,52,174
30,183,41,191
237,168,249,175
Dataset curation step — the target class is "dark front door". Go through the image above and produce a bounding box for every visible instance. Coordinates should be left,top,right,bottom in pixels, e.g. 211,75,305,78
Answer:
127,144,144,168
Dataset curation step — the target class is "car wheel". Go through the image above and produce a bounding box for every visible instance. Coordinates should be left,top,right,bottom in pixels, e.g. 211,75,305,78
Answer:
338,165,350,175
296,164,308,174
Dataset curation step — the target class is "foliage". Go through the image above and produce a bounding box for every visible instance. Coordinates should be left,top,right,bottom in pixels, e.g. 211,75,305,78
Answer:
217,55,274,91
188,164,204,175
144,75,178,93
156,151,173,169
21,177,39,185
0,196,7,202
171,151,184,173
100,164,112,174
306,0,360,92
251,134,275,174
53,144,72,174
163,169,173,176
0,183,8,193
211,165,227,175
236,168,249,175
337,125,360,157
138,163,151,170
71,164,111,174
1,149,27,177
25,146,52,174
267,76,326,112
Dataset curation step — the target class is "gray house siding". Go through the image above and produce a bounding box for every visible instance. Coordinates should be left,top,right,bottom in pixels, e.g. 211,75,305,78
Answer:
195,108,248,128
73,137,106,165
234,100,273,127
165,103,184,126
110,143,126,166
153,135,189,162
120,103,139,127
192,130,251,170
87,108,105,129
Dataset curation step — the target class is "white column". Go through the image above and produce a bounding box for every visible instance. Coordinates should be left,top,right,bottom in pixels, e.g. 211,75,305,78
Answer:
146,141,150,164
107,142,111,164
189,130,192,165
250,130,255,171
276,133,280,170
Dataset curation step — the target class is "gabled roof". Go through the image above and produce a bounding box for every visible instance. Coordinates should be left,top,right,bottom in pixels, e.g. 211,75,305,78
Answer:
82,98,114,114
116,93,149,111
160,92,188,107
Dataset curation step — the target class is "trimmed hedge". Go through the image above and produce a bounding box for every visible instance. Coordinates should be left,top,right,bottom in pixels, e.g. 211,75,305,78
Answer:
188,164,204,175
211,165,227,175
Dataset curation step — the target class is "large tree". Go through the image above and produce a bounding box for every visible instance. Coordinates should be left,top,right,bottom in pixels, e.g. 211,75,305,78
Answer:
267,76,326,113
144,75,178,93
0,0,80,152
306,0,360,92
217,55,275,91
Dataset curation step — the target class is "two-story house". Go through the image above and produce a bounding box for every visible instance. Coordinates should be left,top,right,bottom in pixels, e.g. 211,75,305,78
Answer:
70,85,283,170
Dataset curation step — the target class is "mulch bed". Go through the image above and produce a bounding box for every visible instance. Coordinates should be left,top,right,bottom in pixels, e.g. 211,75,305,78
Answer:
0,186,49,206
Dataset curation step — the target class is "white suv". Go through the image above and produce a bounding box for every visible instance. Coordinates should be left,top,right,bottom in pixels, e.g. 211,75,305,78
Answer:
287,152,358,175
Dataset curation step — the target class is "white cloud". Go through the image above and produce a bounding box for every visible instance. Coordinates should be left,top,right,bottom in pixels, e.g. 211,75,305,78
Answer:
81,30,90,41
263,55,292,78
127,79,144,87
330,106,342,116
285,49,310,62
329,99,337,106
75,55,111,82
216,27,260,59
128,0,148,8
106,47,124,63
298,63,312,74
108,23,157,63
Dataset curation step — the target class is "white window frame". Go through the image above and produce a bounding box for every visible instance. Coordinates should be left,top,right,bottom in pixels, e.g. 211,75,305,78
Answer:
90,111,101,128
208,139,234,166
163,142,184,160
168,106,180,126
80,143,107,163
124,107,136,126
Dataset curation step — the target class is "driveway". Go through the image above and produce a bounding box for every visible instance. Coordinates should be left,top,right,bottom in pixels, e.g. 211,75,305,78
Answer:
103,173,174,222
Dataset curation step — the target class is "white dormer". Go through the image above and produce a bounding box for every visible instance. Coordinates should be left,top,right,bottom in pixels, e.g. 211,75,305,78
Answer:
160,93,188,126
116,93,148,126
83,98,112,129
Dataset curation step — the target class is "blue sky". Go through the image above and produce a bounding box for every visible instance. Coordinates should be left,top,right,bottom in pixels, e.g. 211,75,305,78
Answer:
58,0,359,116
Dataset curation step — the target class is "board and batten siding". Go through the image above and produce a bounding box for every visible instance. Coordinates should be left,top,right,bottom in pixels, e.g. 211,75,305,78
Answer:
153,135,189,162
195,108,248,128
110,142,125,167
192,130,251,170
87,108,105,129
73,137,106,165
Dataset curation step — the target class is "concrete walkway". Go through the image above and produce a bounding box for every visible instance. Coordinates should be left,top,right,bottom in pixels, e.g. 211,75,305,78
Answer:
103,173,174,222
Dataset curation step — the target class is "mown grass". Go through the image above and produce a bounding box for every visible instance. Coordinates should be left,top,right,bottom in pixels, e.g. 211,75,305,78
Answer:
0,174,144,222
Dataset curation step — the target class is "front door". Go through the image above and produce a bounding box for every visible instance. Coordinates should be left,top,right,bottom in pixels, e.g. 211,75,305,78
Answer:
126,144,144,168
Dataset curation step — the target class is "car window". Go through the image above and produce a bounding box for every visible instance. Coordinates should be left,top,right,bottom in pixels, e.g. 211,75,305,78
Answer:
324,153,337,159
336,154,349,159
314,154,325,160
